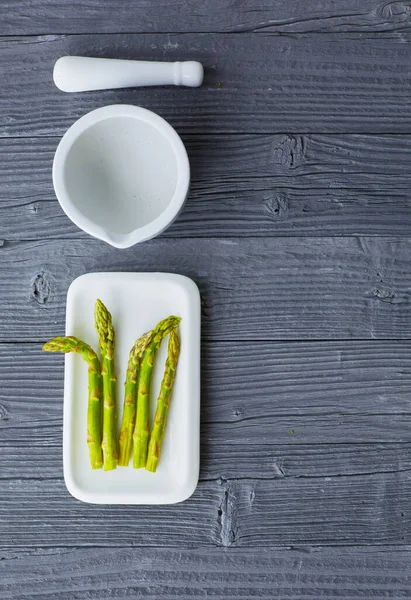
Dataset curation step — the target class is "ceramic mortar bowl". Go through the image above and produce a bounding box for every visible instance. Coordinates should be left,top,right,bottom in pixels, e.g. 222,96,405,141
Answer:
53,105,190,248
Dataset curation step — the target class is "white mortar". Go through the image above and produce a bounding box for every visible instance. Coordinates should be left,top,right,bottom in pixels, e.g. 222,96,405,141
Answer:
53,105,190,248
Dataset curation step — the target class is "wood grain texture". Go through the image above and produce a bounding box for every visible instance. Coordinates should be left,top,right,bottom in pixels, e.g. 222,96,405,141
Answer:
4,436,411,483
1,546,411,600
4,133,411,239
2,33,411,136
1,1,411,593
2,342,411,476
1,237,411,342
0,478,219,547
0,472,410,547
1,1,411,35
1,342,411,547
235,473,410,546
2,341,411,450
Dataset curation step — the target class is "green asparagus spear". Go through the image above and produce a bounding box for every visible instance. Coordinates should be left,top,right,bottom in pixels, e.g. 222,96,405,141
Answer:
133,315,181,469
146,328,180,473
43,336,103,470
95,299,118,471
118,330,154,466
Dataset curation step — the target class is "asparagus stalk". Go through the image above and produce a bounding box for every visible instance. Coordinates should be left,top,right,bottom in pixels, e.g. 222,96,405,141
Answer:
146,328,180,473
118,330,154,466
133,315,181,469
95,299,118,471
43,336,103,470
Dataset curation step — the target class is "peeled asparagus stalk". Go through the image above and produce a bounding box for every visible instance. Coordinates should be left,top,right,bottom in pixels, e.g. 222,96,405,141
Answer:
95,299,118,471
43,336,103,469
146,328,180,473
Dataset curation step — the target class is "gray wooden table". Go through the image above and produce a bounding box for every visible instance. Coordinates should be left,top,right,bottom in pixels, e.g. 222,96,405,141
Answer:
1,2,411,598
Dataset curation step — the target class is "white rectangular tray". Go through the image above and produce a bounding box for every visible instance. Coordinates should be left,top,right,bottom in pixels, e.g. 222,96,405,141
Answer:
63,272,200,504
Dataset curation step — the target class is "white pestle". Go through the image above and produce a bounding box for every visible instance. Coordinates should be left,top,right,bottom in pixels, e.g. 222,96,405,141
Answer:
53,56,204,92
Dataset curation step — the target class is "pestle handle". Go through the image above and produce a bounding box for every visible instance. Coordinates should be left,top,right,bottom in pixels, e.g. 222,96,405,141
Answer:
53,56,204,92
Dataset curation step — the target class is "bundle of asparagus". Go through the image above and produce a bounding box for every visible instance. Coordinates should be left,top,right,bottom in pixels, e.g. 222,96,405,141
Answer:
43,300,181,473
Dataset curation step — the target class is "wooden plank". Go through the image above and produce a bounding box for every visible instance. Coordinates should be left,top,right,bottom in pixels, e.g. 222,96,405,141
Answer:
1,341,411,547
4,436,411,482
2,34,411,136
229,473,411,547
203,441,411,482
1,470,410,547
2,341,411,477
0,478,219,547
1,237,411,341
2,341,411,451
1,546,411,600
4,134,411,240
1,1,411,35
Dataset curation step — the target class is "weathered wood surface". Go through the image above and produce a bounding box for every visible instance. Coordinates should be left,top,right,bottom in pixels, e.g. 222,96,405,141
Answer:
1,0,411,35
4,134,411,240
1,342,411,547
4,435,411,482
1,237,411,342
2,342,411,476
2,0,411,594
2,33,411,136
1,546,411,600
1,470,410,547
3,341,411,444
